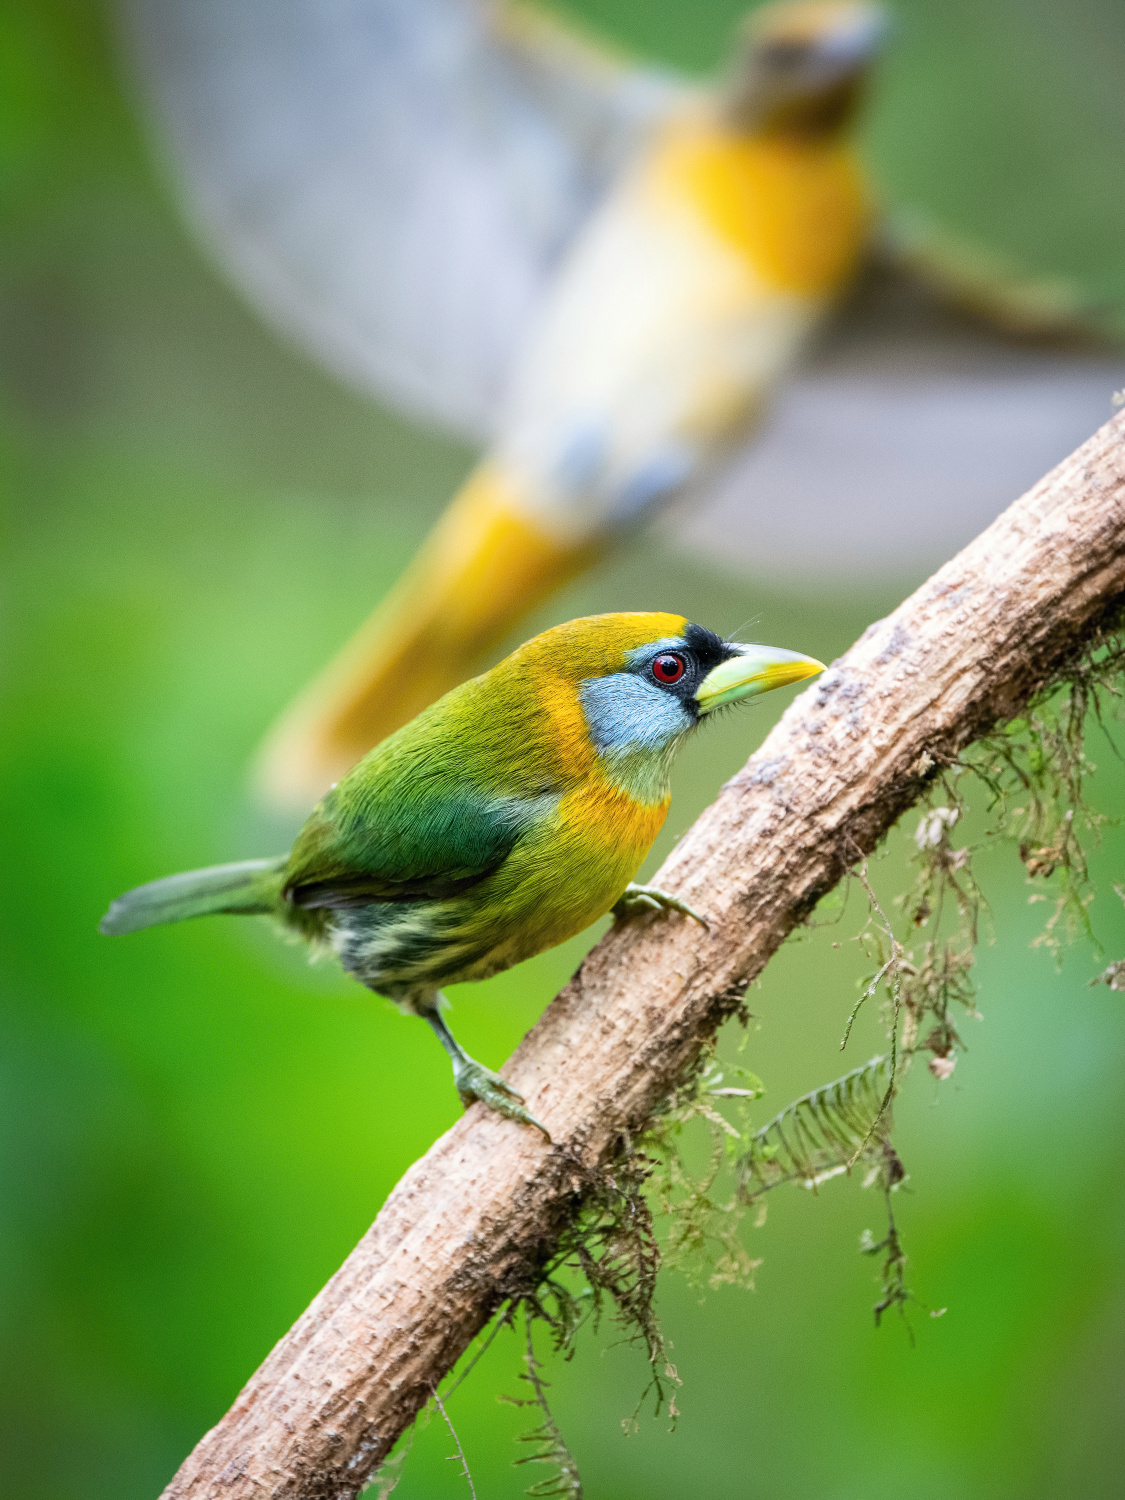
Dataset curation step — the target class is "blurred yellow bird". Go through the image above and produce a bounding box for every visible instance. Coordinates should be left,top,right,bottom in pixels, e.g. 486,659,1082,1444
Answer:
263,1,881,800
124,0,1115,808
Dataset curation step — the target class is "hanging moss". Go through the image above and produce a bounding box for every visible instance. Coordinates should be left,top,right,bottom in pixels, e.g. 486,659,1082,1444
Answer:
369,617,1125,1499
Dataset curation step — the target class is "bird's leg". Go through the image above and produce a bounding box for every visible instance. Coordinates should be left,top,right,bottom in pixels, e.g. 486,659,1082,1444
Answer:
612,882,709,929
418,994,550,1140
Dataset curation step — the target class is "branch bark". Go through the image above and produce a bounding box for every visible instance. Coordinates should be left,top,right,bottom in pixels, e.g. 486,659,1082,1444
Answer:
163,413,1125,1499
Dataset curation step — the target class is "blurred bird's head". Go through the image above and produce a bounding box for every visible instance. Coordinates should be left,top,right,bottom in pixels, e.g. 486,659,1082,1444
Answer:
501,612,824,801
725,1,888,136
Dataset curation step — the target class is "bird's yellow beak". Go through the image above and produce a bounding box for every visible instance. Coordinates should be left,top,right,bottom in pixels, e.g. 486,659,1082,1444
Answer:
695,644,825,713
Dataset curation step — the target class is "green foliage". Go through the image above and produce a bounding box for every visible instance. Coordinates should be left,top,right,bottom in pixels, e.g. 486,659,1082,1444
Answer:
644,1057,762,1294
737,1055,898,1200
881,616,1125,1086
648,1051,913,1322
528,1146,668,1389
500,1313,584,1498
408,1135,681,1498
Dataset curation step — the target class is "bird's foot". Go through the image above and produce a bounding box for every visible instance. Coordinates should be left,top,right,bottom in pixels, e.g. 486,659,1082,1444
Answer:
452,1054,551,1140
612,881,709,929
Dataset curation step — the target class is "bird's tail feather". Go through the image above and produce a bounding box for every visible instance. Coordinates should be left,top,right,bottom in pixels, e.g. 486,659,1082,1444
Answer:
100,856,288,935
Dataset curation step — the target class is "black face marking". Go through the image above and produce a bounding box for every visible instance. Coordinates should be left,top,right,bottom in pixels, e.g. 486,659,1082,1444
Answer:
628,623,741,719
683,623,736,671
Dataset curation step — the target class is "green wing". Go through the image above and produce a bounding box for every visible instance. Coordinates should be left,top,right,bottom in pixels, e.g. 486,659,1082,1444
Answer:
283,790,537,909
282,708,558,910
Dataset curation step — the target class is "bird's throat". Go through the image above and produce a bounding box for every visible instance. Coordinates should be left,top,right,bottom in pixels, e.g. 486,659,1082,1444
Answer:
596,739,683,807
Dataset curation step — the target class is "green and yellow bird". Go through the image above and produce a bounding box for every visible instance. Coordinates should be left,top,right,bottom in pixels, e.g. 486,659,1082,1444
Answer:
101,614,823,1135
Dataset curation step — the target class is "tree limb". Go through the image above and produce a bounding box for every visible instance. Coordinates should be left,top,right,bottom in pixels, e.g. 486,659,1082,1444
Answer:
162,412,1125,1499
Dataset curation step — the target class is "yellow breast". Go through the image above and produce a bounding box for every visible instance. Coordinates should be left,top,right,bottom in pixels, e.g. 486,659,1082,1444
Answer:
643,114,870,298
439,775,667,986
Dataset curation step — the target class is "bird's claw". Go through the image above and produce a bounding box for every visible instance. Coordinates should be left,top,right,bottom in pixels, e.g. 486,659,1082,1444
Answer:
452,1055,551,1140
612,882,710,929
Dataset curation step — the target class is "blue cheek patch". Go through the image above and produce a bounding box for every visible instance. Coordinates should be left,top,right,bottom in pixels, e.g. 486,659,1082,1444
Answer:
579,674,693,755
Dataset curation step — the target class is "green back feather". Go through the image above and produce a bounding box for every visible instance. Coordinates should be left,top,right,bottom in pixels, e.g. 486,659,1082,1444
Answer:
283,670,566,904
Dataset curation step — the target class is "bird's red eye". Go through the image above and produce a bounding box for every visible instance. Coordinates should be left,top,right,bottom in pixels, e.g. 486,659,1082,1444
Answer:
652,653,685,684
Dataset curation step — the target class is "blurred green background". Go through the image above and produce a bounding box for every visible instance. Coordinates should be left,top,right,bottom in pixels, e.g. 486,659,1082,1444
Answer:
3,1,1125,1496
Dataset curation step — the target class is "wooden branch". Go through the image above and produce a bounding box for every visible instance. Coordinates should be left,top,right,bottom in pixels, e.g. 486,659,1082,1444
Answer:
163,414,1125,1499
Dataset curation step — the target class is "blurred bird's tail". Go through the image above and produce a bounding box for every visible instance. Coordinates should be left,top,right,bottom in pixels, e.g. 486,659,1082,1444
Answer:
99,856,288,936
